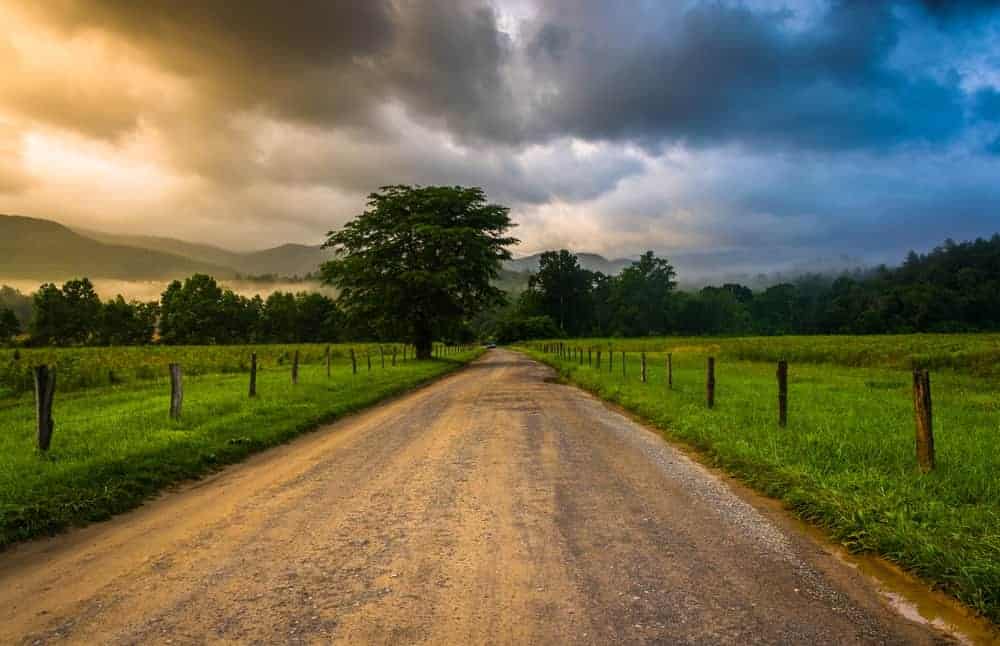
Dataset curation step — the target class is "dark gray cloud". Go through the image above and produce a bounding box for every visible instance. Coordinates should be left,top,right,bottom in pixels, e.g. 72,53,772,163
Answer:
520,0,972,151
13,1,997,159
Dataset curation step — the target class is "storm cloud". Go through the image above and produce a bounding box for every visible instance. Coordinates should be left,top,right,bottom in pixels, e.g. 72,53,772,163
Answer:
0,0,998,273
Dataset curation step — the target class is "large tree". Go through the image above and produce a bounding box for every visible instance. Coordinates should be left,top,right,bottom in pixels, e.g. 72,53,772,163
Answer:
609,251,676,336
29,278,101,345
321,185,516,358
526,250,595,336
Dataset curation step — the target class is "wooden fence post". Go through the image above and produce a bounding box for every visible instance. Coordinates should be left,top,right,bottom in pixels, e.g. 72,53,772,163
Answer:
621,351,626,377
609,347,614,373
596,349,601,369
326,345,331,378
667,353,673,390
777,360,788,427
292,350,299,385
706,357,715,409
367,351,372,372
641,352,647,383
350,348,358,374
579,347,583,366
33,365,55,451
913,369,935,472
392,347,397,367
169,363,183,419
249,352,257,398
588,348,592,366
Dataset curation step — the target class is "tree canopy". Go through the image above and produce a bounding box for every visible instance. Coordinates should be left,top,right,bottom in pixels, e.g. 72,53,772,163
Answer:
321,185,517,358
476,233,1000,341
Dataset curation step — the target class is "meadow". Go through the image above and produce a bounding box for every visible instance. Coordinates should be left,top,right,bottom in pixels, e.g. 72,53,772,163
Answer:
518,335,1000,624
0,346,480,548
0,343,410,397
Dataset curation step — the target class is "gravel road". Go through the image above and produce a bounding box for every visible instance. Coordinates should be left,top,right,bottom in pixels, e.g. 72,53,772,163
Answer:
0,350,958,644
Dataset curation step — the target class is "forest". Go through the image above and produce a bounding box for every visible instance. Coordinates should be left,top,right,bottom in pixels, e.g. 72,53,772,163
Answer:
485,234,1000,342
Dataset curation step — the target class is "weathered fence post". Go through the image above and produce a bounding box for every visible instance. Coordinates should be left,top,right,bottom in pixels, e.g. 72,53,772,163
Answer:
169,363,183,419
367,351,372,372
912,368,935,472
706,357,715,409
596,349,602,369
777,360,788,427
326,345,331,378
609,347,614,373
392,347,397,367
249,352,257,398
33,365,55,451
588,348,592,366
621,351,626,377
641,352,647,383
350,348,358,374
291,350,299,384
667,353,673,390
579,347,583,366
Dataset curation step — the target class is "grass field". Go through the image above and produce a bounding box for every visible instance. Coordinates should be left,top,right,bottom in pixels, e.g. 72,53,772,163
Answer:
518,335,1000,625
0,347,480,549
0,343,415,397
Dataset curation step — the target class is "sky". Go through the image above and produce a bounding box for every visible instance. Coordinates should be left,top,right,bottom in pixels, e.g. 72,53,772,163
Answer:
1,0,999,278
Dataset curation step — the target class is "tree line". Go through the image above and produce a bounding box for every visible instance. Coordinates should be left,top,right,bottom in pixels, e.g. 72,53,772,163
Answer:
4,229,999,347
1,274,343,346
480,234,1000,342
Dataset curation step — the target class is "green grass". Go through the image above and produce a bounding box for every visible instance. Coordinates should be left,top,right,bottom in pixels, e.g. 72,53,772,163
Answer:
518,337,1000,625
0,343,411,397
553,333,1000,378
0,350,480,549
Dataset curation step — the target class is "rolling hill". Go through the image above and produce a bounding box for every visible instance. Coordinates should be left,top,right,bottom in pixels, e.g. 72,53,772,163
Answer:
77,229,333,277
0,215,235,280
4,213,630,289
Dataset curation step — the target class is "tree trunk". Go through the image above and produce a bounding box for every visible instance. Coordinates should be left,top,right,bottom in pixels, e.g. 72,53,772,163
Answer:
414,325,433,360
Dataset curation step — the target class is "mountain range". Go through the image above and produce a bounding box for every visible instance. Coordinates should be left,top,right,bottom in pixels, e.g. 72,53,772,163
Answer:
1,214,634,284
0,214,334,281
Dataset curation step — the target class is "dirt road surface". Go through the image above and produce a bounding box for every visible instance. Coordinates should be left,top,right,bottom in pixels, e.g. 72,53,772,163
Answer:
0,350,960,644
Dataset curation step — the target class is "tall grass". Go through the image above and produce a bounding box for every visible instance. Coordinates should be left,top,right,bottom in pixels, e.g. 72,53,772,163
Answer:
518,339,1000,624
0,343,409,397
544,333,1000,380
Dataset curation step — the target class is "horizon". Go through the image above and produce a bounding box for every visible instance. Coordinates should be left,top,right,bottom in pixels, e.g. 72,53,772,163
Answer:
2,2,999,273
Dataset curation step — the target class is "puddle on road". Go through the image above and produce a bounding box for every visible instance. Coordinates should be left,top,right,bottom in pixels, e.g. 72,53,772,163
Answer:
667,438,998,644
820,537,997,645
754,490,998,645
